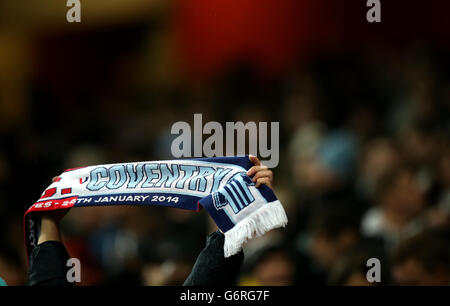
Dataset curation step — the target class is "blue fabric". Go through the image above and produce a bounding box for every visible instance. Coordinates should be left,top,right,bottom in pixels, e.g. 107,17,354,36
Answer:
318,129,357,180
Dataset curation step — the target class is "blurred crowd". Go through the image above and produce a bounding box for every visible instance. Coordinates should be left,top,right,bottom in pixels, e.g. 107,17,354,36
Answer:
237,45,450,286
0,2,449,286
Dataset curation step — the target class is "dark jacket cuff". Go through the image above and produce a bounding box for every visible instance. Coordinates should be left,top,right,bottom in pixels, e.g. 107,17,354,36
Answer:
28,241,72,286
183,230,244,286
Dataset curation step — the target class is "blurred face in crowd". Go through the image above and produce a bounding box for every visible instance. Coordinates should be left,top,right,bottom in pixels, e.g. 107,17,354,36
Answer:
393,258,450,286
252,251,296,286
0,256,24,286
361,139,399,187
296,157,338,193
382,169,425,221
401,128,437,166
310,229,358,270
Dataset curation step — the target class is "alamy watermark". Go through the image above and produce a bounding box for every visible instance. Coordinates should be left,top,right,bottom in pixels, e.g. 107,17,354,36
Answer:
171,114,279,168
366,0,381,23
366,257,381,283
66,258,81,283
66,0,81,23
65,1,380,25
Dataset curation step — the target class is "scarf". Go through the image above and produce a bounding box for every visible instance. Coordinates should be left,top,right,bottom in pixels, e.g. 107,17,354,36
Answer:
24,156,288,260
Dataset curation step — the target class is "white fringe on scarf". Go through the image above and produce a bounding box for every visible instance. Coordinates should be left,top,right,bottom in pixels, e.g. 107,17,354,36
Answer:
223,200,288,257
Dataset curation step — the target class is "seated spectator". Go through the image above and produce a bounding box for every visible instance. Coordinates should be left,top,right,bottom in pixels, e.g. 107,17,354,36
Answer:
356,137,400,202
361,166,426,253
307,203,363,278
0,245,25,286
327,239,390,285
392,230,450,285
239,244,298,286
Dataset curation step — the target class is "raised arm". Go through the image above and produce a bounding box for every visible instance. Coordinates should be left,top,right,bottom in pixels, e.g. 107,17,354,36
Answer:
28,177,73,286
183,155,274,286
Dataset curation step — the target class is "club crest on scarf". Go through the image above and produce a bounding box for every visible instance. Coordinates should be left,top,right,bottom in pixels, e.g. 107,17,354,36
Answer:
212,172,255,214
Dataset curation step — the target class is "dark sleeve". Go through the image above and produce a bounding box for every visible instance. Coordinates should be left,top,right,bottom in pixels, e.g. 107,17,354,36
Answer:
183,230,244,286
28,241,73,286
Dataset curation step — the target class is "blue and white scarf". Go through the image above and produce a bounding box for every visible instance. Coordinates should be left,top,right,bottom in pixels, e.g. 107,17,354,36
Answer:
24,156,288,260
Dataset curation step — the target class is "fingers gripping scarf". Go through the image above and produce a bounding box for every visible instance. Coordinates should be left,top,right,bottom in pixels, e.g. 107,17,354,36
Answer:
24,156,288,260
